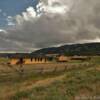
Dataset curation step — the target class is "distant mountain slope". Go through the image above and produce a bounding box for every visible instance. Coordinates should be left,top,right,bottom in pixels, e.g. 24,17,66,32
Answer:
32,43,100,56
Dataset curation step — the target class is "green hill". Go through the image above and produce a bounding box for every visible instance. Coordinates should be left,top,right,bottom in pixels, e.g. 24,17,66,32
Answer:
32,43,100,56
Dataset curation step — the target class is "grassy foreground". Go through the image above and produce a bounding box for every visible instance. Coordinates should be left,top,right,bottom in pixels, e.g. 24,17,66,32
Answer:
9,66,100,100
0,57,100,100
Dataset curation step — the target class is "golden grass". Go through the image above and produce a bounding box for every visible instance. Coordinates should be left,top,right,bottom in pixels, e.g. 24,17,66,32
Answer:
0,56,99,100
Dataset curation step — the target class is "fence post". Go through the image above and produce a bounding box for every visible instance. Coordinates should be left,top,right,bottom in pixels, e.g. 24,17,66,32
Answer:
19,64,24,77
53,66,57,72
64,65,67,71
39,67,44,74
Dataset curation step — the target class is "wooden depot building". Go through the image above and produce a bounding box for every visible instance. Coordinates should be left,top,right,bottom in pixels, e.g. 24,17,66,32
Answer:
9,54,54,65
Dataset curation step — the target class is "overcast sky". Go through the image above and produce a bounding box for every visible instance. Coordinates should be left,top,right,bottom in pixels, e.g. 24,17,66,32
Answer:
0,0,100,52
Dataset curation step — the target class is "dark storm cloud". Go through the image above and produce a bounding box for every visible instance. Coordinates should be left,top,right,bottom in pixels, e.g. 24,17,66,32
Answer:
1,0,100,51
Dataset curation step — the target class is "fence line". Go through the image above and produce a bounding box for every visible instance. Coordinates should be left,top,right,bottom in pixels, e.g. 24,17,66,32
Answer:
0,62,96,78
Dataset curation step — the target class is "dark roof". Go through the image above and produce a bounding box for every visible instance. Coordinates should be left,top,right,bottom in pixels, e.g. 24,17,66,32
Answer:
9,54,53,59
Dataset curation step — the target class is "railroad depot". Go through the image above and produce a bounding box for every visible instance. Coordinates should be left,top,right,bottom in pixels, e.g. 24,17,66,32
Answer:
9,54,90,65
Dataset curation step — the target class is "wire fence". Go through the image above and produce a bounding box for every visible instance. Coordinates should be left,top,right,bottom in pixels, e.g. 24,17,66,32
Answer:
0,62,95,75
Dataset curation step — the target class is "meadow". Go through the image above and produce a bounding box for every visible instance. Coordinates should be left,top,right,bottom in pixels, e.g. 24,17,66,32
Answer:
0,56,100,100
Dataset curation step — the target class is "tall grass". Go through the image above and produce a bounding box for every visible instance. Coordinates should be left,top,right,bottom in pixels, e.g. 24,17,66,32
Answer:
10,65,100,100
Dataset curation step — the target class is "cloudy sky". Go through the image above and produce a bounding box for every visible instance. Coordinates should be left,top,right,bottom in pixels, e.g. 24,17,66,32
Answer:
0,0,100,52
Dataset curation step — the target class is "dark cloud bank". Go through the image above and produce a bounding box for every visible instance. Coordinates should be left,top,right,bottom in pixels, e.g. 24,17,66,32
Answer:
0,0,100,52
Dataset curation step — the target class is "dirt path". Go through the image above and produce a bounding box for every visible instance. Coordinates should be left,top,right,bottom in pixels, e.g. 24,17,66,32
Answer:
2,74,66,100
28,74,65,87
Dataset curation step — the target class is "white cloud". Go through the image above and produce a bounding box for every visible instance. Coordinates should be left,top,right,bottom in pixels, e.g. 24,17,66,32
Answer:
22,7,37,21
79,37,100,43
14,6,37,25
6,16,15,26
14,0,71,25
43,0,70,14
26,7,37,17
0,29,7,34
44,5,68,14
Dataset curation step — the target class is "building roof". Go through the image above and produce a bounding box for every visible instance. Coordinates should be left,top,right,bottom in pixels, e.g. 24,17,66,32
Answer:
9,53,53,59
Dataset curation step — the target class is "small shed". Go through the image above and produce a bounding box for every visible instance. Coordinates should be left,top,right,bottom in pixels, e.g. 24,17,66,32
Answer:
57,55,70,62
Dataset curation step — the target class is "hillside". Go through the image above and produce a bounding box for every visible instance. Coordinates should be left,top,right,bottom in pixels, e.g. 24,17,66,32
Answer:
32,43,100,56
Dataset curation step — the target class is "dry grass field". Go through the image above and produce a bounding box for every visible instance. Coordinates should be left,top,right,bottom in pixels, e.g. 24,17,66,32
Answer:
0,56,100,100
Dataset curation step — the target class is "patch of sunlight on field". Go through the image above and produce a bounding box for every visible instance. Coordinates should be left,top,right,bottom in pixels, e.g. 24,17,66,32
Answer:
0,58,9,63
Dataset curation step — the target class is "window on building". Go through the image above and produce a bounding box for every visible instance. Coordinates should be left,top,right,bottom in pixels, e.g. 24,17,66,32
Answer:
31,58,33,62
45,58,46,62
35,58,37,62
38,58,40,62
40,58,42,61
48,57,53,61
